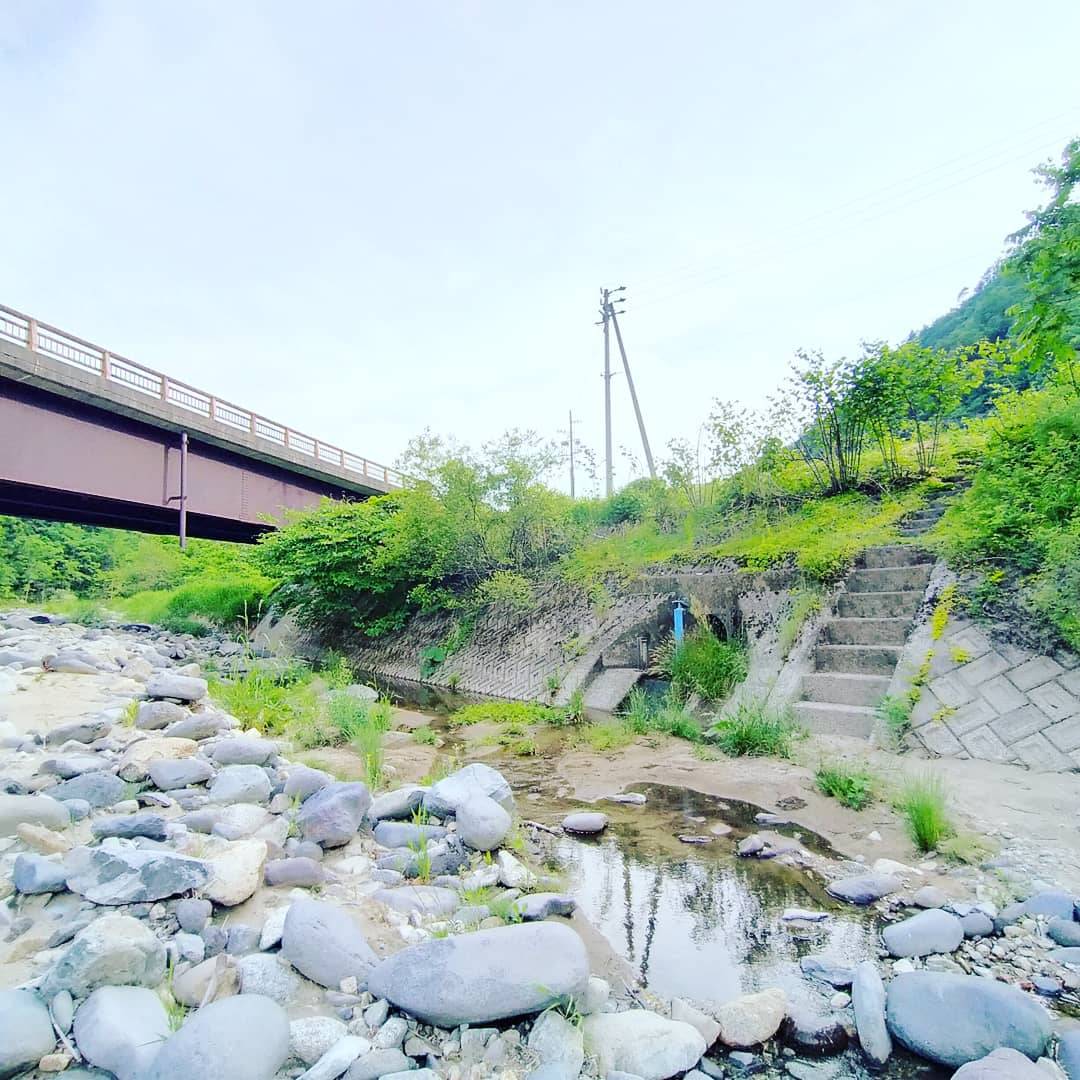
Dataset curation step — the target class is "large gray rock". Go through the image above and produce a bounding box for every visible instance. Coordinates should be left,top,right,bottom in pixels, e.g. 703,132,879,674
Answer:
529,1009,585,1080
46,717,112,745
209,764,271,804
1049,918,1080,947
283,764,332,801
423,763,513,817
368,922,589,1027
73,986,170,1080
583,1010,706,1080
264,856,326,887
146,672,208,702
137,700,188,730
885,972,1052,1068
852,960,891,1068
237,953,303,1005
714,988,786,1049
0,989,55,1079
368,786,425,821
13,852,68,894
952,1047,1045,1078
514,892,577,920
456,792,512,851
372,820,447,848
882,909,964,958
373,885,460,917
175,897,212,934
166,713,232,740
289,1016,349,1066
40,752,109,779
346,1048,414,1080
91,812,169,841
826,873,900,905
144,994,289,1080
281,898,378,989
1020,890,1076,920
1058,1030,1080,1079
50,771,126,808
43,914,167,997
147,757,215,790
297,781,371,848
65,845,211,904
0,793,70,836
562,811,608,835
208,736,276,766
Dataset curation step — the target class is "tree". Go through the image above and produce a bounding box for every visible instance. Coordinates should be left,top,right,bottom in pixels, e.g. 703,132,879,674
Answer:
777,350,868,494
1008,138,1080,398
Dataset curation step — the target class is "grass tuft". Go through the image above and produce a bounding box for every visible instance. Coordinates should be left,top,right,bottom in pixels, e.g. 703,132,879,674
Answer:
815,760,876,810
895,772,953,852
707,699,797,757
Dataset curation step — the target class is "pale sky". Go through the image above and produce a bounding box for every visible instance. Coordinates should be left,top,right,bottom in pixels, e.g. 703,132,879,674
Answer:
3,2,1079,493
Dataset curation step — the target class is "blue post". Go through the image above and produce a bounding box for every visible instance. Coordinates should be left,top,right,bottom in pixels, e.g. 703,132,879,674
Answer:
673,600,686,646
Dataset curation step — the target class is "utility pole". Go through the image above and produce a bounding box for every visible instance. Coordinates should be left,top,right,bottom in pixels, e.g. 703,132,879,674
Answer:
568,409,576,499
600,288,615,497
609,305,656,479
597,285,655,493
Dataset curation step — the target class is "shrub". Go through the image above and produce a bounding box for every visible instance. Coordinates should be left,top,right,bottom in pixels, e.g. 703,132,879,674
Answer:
653,625,747,702
708,700,796,757
622,687,700,742
876,695,913,742
474,570,535,614
895,772,954,852
209,666,316,735
815,761,876,810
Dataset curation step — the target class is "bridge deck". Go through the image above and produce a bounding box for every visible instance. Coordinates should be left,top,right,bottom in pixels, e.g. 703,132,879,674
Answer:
0,303,400,497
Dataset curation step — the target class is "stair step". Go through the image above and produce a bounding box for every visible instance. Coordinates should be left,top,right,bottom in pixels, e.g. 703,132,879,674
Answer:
802,672,891,707
846,564,932,594
858,546,933,569
815,643,903,676
822,617,911,645
793,701,878,739
836,590,924,618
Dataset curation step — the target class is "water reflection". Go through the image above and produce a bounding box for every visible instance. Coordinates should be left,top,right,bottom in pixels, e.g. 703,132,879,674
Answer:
552,784,879,1007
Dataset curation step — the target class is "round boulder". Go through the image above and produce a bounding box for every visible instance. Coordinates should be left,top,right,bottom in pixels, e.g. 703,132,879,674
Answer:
456,793,512,851
0,989,55,1079
144,993,289,1080
885,971,1051,1068
562,811,607,836
582,1009,706,1080
72,986,169,1080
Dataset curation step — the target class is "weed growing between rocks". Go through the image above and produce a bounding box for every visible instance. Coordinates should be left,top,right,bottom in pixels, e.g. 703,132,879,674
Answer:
939,831,998,865
895,771,954,852
815,760,876,810
707,699,797,757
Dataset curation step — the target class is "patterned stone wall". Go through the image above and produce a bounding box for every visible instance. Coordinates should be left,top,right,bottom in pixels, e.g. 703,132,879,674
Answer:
347,583,670,704
900,586,1080,771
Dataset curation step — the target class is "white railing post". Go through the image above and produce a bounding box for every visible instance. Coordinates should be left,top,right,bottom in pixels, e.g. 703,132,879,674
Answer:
101,351,111,380
27,318,38,351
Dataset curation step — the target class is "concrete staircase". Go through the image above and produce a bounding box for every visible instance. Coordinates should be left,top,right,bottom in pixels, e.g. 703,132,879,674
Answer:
794,545,934,737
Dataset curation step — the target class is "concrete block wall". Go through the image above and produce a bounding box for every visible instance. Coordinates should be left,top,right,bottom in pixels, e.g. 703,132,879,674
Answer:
888,565,1080,771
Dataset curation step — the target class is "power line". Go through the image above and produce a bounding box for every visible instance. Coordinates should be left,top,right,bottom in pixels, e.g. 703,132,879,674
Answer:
629,112,1077,297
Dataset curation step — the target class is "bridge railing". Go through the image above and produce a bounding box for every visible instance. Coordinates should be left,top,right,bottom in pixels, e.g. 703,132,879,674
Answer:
0,303,405,489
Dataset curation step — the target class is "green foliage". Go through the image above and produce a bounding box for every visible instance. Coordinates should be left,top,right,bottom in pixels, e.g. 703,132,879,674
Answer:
652,624,747,702
895,772,954,852
932,389,1080,649
474,570,535,614
122,575,273,635
578,720,636,752
209,666,316,736
449,701,562,727
778,586,824,658
815,761,876,810
622,687,701,741
713,489,924,582
707,699,797,758
1007,138,1080,398
413,725,438,746
876,695,914,741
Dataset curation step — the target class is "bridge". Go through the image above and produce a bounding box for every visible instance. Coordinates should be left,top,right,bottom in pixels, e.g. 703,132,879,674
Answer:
0,303,402,543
